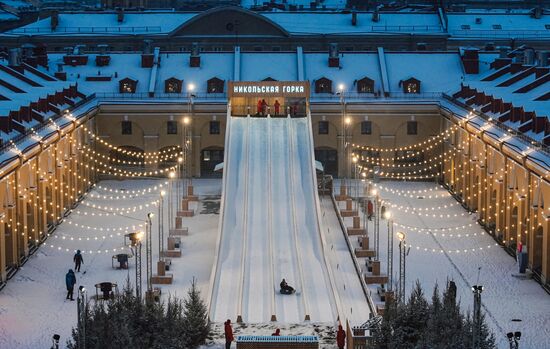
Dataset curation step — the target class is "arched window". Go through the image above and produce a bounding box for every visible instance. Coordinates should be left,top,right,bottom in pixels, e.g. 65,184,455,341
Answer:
207,77,224,93
401,77,421,94
165,77,183,93
315,77,332,94
357,77,374,93
119,77,138,93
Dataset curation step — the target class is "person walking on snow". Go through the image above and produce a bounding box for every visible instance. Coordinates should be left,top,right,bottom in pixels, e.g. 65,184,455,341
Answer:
65,269,76,301
336,324,346,349
272,329,281,336
224,319,234,349
73,249,83,272
274,99,280,116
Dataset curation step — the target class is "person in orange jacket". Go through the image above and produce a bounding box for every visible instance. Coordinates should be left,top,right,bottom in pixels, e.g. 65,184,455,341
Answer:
274,99,281,116
224,319,234,349
256,99,262,115
336,324,346,349
271,328,281,336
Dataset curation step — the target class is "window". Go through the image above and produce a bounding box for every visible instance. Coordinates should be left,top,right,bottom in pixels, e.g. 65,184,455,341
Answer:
254,46,263,52
407,121,418,135
406,82,419,93
210,121,220,135
492,24,502,30
461,24,470,30
121,121,132,135
272,46,281,51
315,77,332,94
207,77,224,93
318,121,329,135
167,121,177,134
361,121,372,135
401,78,420,94
119,78,137,93
345,46,354,51
165,78,182,93
357,77,374,93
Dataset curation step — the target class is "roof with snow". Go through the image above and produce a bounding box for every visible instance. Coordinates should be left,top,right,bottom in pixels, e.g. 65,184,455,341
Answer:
0,55,86,146
4,7,549,38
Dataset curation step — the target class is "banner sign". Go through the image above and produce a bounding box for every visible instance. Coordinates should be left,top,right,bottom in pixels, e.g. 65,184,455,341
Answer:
228,81,310,98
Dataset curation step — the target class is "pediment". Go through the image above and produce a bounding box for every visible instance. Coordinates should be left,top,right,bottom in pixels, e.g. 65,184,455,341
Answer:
171,6,289,37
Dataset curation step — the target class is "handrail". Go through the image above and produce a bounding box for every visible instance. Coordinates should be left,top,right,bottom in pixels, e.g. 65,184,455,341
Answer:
10,26,162,34
206,104,233,318
330,193,378,317
266,115,277,321
287,115,311,321
236,116,251,322
303,112,344,321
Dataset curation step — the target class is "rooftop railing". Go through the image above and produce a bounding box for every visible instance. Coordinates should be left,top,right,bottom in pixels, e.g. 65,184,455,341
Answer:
10,26,162,34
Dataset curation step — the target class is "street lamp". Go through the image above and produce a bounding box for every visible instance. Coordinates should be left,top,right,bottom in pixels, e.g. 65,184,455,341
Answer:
472,285,484,349
168,171,176,229
129,231,143,299
397,231,409,303
385,210,394,292
338,84,345,180
371,188,380,260
352,156,358,211
159,191,166,262
145,213,154,299
507,332,521,349
77,286,87,349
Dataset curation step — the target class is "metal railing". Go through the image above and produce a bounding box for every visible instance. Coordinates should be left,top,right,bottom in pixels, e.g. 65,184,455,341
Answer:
370,24,443,32
10,26,162,34
451,29,550,39
94,92,226,100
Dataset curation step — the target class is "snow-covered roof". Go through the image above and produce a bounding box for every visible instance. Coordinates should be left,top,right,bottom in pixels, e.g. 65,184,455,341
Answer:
0,9,18,21
447,13,550,39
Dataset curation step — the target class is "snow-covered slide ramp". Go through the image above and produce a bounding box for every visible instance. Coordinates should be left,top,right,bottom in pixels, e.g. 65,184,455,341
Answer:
209,113,339,323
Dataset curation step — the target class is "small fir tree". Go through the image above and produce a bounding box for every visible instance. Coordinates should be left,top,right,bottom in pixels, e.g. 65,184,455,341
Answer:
182,277,211,348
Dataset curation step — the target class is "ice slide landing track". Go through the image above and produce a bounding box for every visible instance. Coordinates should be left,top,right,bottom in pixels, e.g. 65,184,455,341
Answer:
209,115,339,323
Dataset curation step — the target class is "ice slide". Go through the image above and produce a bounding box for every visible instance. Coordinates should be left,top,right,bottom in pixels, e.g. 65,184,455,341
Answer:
208,113,339,323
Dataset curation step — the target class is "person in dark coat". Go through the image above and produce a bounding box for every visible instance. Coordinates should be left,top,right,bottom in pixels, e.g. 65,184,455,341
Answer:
65,269,76,300
271,328,281,336
73,250,83,272
274,100,280,116
224,319,234,349
280,279,294,293
336,324,346,349
261,99,267,116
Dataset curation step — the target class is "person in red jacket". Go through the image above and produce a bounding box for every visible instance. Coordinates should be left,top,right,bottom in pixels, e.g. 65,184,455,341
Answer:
336,324,346,349
224,319,234,349
256,99,262,115
367,200,374,221
274,99,280,116
271,328,281,336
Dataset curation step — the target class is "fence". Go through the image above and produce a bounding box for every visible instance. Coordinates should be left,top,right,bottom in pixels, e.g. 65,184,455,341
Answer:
236,335,318,349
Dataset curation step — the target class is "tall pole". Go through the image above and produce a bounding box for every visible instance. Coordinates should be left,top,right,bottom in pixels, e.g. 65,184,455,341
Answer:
386,212,394,291
472,285,484,349
374,192,380,260
397,232,407,303
146,213,153,297
77,286,87,349
158,191,165,262
134,238,142,300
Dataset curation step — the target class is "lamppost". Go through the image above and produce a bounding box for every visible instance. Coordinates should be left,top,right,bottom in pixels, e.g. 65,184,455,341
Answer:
507,332,521,349
145,212,154,300
77,285,87,349
129,231,143,299
371,188,380,260
168,171,176,229
177,156,183,210
337,83,345,180
182,116,192,194
352,155,358,211
158,191,166,262
384,210,394,292
345,116,352,180
472,285,484,349
397,231,409,303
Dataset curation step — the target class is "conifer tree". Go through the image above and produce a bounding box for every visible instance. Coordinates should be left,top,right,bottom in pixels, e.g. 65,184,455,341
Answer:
182,277,211,348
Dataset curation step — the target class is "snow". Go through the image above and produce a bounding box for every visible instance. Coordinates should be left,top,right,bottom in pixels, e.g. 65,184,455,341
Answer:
447,13,550,37
0,178,221,348
334,179,550,348
240,53,298,81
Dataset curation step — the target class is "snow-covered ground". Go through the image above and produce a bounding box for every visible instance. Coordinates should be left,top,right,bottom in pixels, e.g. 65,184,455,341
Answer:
0,178,221,348
335,179,550,348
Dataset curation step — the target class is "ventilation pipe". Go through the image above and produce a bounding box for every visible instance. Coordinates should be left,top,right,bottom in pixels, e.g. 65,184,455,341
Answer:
8,48,21,67
328,43,339,67
50,11,59,30
351,11,357,26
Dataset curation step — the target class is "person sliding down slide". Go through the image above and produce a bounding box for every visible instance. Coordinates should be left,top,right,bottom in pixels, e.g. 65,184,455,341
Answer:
280,278,295,295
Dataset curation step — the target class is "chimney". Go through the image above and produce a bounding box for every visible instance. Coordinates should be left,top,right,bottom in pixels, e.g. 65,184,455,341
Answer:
54,63,66,81
8,48,21,67
372,11,380,22
351,11,357,26
117,8,124,23
328,43,339,67
51,11,59,31
539,51,549,67
462,48,479,74
141,40,154,68
190,42,200,67
524,49,535,65
96,44,111,67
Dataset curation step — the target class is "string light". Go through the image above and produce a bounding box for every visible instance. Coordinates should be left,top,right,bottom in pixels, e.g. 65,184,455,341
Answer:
393,221,479,232
356,147,459,168
64,220,143,232
406,242,499,254
92,181,169,194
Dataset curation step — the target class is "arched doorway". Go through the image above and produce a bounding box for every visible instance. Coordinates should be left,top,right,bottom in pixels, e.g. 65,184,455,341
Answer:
488,189,497,234
201,146,224,178
46,186,54,227
510,206,519,250
158,145,183,169
108,145,145,169
315,147,338,177
532,225,544,277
